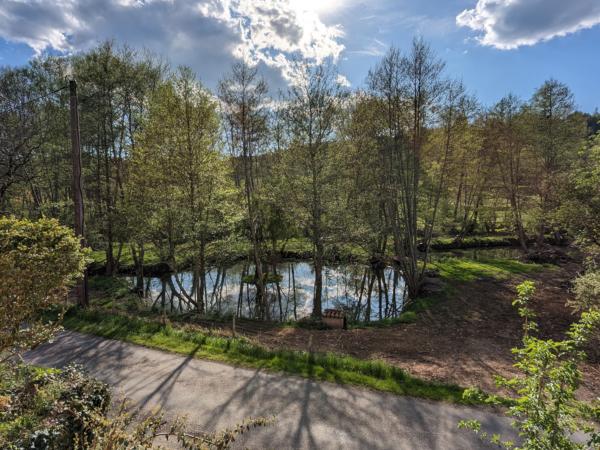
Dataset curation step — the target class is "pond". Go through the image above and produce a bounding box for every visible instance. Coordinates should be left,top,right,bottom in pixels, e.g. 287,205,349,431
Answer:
127,246,526,322
128,261,406,322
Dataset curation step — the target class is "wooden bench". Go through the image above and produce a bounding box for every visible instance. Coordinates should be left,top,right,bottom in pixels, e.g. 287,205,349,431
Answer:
323,309,347,329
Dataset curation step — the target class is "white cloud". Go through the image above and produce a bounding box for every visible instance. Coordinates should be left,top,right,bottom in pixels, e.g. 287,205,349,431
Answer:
457,0,600,49
336,73,351,87
0,0,345,88
199,0,344,80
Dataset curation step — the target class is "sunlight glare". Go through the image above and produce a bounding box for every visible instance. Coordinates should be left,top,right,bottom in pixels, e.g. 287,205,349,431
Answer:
290,0,342,14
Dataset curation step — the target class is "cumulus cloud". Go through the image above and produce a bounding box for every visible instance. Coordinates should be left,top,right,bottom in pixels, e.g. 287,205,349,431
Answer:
457,0,600,49
199,0,344,80
0,0,346,88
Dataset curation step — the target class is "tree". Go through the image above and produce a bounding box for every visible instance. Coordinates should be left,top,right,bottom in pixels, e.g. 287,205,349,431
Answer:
560,131,600,315
422,80,476,244
529,80,585,244
281,61,345,318
74,41,162,274
130,67,226,313
484,95,532,250
0,216,87,360
218,62,270,319
460,281,600,450
341,92,399,320
560,131,600,249
0,67,44,207
368,38,445,299
444,111,490,238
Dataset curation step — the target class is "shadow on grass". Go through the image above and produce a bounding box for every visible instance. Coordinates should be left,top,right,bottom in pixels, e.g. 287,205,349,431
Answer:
62,308,489,406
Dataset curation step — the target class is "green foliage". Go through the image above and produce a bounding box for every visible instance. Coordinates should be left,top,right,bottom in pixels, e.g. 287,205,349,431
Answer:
570,270,600,313
513,280,538,335
0,363,110,449
559,132,600,249
0,216,88,359
78,399,272,450
63,308,497,405
459,281,600,449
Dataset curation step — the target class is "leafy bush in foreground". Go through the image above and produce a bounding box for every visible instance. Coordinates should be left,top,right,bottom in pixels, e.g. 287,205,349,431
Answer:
0,363,110,449
0,216,88,360
459,281,600,449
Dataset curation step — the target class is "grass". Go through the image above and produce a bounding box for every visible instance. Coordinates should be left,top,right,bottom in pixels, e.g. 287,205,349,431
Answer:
430,257,544,282
62,308,501,406
349,311,418,329
430,235,514,248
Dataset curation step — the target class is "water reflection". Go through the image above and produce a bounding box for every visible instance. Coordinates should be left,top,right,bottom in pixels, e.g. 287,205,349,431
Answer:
129,261,406,322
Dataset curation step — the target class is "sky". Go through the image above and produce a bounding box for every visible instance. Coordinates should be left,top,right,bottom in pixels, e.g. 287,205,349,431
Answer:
0,0,599,112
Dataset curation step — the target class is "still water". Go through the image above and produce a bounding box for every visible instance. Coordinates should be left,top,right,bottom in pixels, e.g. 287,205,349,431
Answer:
127,247,526,322
128,261,406,322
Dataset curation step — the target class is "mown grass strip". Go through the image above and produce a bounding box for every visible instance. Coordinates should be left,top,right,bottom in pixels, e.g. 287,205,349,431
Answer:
63,308,500,406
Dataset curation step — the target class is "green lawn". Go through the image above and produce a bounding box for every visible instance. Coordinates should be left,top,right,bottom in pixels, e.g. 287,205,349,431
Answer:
62,308,502,406
430,257,544,282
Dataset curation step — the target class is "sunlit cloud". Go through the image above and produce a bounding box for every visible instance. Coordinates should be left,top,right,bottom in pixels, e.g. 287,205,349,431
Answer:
0,0,346,87
457,0,600,49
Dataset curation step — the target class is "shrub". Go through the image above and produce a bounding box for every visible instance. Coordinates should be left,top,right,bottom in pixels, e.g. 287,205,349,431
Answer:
81,403,272,450
570,270,600,313
0,216,88,359
0,363,110,449
459,281,600,449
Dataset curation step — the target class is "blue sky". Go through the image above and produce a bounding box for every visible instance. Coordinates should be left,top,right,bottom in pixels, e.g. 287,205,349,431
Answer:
1,0,599,112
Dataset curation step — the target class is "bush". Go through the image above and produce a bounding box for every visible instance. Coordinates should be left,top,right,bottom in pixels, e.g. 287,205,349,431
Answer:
0,363,110,449
0,216,88,359
459,281,600,449
570,270,600,312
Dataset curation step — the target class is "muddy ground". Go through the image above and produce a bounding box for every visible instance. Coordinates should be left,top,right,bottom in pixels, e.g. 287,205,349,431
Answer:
231,262,599,400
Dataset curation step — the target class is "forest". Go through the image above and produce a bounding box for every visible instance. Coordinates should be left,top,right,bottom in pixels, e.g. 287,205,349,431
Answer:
2,37,600,449
1,39,599,320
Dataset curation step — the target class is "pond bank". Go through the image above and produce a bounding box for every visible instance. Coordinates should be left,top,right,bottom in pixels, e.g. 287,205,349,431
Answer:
90,234,550,277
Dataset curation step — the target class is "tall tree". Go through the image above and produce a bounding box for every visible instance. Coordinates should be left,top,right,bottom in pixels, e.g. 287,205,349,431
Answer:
529,79,585,244
282,61,345,318
130,67,226,312
485,95,531,250
0,67,43,208
74,42,162,274
368,38,445,299
218,62,270,319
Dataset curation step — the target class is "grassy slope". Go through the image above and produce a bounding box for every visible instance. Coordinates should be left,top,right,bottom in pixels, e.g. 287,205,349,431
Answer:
63,308,499,405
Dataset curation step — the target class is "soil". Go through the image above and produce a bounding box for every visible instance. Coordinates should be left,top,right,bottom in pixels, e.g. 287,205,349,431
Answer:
233,262,600,400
